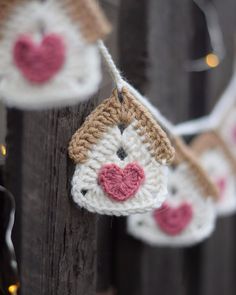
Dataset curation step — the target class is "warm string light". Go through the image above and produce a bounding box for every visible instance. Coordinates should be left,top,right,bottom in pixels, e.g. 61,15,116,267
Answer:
186,0,225,72
205,53,220,68
8,284,19,295
0,144,6,157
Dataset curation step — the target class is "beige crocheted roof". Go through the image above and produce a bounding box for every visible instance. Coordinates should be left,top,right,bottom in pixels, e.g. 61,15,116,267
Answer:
191,131,236,174
60,0,111,42
0,0,111,43
173,136,219,200
0,0,25,32
68,87,175,165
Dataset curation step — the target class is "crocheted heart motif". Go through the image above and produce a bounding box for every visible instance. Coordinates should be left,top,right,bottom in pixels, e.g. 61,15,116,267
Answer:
153,202,193,235
98,163,145,201
13,34,65,84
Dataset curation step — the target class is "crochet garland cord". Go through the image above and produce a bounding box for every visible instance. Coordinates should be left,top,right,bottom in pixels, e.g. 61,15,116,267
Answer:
98,41,236,138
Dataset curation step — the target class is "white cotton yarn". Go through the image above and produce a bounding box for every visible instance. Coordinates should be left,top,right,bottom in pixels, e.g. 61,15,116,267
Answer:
71,122,169,216
0,0,102,109
127,162,216,247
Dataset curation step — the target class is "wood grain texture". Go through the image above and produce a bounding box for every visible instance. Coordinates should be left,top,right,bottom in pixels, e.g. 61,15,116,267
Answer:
114,0,193,295
4,0,120,294
96,1,120,294
19,103,98,295
146,0,192,124
198,1,236,295
112,0,148,294
138,1,193,295
4,0,236,294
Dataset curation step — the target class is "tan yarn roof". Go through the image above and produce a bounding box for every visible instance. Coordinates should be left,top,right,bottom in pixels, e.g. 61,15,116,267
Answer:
173,137,219,201
58,0,111,42
0,0,26,36
68,87,175,165
0,0,111,43
191,131,236,174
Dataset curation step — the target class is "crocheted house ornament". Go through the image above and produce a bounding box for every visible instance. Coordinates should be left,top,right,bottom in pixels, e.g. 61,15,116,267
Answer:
218,105,236,160
68,87,175,216
127,137,218,247
191,131,236,216
0,0,111,109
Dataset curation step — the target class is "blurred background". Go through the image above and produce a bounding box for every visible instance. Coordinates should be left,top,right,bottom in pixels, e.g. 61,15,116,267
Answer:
1,0,236,295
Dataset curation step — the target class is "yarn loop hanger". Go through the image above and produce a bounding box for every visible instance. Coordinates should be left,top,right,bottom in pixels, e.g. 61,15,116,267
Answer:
97,40,177,136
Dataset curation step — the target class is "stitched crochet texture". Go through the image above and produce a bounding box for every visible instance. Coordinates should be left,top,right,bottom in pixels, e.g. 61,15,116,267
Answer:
0,0,111,42
0,0,104,109
127,138,217,247
14,34,66,83
69,87,175,164
68,87,175,216
59,0,111,43
98,163,145,202
191,131,236,216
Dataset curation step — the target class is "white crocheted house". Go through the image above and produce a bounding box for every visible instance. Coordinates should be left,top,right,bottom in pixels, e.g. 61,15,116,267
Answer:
69,88,175,216
0,0,111,109
127,138,218,247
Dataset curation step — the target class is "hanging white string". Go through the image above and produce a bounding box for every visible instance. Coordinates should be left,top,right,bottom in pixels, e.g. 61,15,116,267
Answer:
185,0,225,72
98,40,177,135
98,40,236,137
98,40,124,91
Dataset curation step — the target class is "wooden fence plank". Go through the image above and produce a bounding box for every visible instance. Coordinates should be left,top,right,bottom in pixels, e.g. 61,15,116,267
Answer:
199,1,236,295
18,104,98,295
140,1,193,295
4,1,120,294
96,1,120,294
112,0,148,294
114,1,193,295
4,1,236,295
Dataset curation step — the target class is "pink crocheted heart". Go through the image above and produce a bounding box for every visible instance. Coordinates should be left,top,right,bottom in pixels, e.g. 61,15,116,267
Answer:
215,177,227,199
13,34,65,84
153,202,193,236
98,163,145,201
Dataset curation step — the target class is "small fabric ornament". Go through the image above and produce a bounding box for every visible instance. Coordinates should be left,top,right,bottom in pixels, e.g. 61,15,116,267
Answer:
191,131,236,216
0,0,111,109
218,105,236,160
127,137,218,247
68,87,175,216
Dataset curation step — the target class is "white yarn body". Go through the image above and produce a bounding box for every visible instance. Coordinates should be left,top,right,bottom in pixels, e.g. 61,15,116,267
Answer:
127,162,216,247
71,121,168,216
198,147,236,216
219,106,236,159
0,0,101,109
